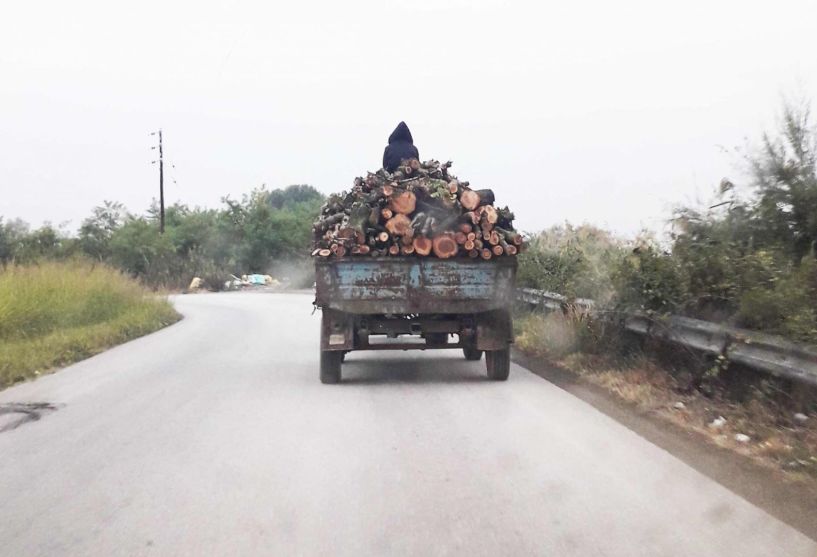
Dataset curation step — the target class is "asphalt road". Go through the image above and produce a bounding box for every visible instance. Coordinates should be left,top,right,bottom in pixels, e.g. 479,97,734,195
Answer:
0,293,814,556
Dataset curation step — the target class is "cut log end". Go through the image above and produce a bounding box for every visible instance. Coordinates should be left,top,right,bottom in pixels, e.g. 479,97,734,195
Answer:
389,190,417,215
482,205,498,224
432,233,459,259
413,236,433,256
459,189,480,211
385,214,412,237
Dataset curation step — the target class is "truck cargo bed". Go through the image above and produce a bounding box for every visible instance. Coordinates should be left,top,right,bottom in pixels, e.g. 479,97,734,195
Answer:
315,257,516,314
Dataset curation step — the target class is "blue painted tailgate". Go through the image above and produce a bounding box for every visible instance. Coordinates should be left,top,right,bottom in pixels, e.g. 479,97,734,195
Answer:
315,257,516,314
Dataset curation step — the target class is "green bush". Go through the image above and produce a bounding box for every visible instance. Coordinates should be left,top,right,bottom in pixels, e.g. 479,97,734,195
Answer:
736,257,817,342
518,224,623,302
610,239,687,314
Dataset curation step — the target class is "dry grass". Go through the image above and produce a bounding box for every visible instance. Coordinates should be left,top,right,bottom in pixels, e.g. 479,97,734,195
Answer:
0,261,179,388
515,312,580,358
515,310,817,485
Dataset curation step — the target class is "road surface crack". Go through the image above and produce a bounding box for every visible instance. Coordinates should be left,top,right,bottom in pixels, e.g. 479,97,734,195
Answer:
0,402,60,433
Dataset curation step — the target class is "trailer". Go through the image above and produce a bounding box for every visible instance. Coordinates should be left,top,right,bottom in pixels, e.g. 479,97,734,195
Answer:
314,257,517,383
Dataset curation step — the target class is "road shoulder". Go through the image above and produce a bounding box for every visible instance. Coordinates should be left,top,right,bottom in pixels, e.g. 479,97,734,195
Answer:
512,348,817,542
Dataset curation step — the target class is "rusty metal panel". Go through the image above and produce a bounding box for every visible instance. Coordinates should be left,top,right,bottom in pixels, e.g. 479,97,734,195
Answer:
320,308,355,351
315,257,516,314
476,309,513,351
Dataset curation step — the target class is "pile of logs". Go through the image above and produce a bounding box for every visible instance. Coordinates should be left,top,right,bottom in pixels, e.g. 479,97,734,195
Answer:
311,159,523,260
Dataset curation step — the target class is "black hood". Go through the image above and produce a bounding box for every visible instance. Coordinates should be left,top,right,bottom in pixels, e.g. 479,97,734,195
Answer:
388,121,414,145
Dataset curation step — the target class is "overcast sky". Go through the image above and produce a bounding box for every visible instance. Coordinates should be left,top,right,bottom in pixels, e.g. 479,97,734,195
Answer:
2,0,816,237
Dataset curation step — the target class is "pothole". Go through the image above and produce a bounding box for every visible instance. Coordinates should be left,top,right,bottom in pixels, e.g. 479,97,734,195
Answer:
0,402,60,433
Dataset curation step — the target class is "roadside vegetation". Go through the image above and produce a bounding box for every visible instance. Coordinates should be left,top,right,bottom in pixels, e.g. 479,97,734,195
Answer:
0,184,325,291
518,99,817,342
0,184,320,386
0,261,179,388
514,99,817,484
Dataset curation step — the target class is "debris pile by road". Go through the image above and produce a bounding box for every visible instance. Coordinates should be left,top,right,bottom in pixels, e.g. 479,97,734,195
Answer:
188,274,280,292
312,159,523,259
223,274,280,290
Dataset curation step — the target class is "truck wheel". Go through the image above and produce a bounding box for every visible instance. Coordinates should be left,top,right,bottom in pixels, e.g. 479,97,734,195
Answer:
320,351,343,384
485,348,510,381
463,345,483,361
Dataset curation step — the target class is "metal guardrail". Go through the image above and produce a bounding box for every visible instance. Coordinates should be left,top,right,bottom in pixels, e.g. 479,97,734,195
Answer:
517,288,817,388
516,288,595,312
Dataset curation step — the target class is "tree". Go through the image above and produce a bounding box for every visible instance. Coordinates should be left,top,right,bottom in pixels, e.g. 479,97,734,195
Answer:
218,185,324,272
518,224,624,301
110,217,177,285
751,99,817,261
0,218,12,265
78,201,125,261
267,184,324,210
0,218,29,264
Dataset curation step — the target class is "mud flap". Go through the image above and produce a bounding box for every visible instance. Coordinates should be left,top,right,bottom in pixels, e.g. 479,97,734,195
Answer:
320,308,355,351
475,309,513,351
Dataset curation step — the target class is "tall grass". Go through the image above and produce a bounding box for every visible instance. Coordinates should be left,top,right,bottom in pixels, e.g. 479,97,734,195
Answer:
0,261,179,388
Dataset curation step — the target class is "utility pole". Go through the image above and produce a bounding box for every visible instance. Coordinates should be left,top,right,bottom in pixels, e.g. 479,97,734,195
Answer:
158,129,165,234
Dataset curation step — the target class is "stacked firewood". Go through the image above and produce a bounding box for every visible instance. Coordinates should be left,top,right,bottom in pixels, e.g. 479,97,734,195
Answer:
311,159,523,259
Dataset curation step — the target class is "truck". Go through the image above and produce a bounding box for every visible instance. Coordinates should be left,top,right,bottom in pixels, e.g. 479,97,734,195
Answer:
314,256,517,383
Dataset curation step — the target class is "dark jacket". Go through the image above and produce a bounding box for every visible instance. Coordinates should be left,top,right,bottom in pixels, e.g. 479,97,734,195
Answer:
382,121,419,172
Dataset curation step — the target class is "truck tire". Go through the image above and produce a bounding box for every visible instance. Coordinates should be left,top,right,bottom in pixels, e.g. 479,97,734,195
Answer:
320,351,343,384
463,345,483,361
485,348,510,381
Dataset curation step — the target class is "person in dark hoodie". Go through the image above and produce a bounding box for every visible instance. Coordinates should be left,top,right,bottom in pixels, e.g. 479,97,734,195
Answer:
382,121,419,172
